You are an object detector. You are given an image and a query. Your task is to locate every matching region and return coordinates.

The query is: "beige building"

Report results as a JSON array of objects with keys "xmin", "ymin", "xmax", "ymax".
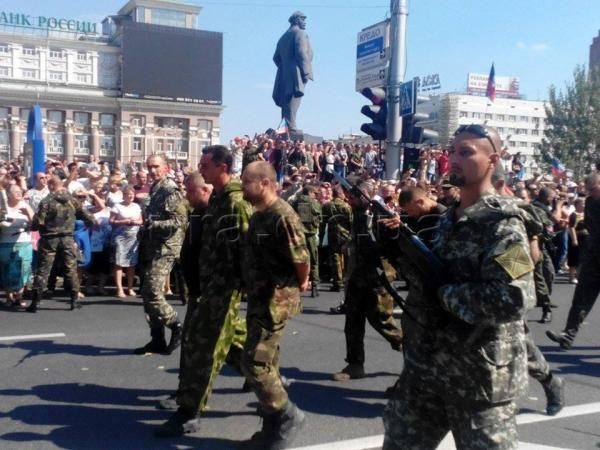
[{"xmin": 0, "ymin": 0, "xmax": 223, "ymax": 168}]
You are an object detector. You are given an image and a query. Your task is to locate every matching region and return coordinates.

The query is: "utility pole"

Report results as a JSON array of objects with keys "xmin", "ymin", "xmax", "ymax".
[{"xmin": 385, "ymin": 0, "xmax": 407, "ymax": 179}]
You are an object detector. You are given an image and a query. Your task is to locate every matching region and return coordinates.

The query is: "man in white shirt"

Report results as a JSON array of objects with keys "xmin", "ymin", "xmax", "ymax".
[{"xmin": 25, "ymin": 172, "xmax": 49, "ymax": 212}]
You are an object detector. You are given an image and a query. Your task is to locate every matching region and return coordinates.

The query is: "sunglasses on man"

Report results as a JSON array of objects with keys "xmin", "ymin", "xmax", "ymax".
[{"xmin": 454, "ymin": 124, "xmax": 498, "ymax": 154}]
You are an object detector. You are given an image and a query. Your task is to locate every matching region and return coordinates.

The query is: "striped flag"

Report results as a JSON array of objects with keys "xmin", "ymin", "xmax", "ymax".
[
  {"xmin": 486, "ymin": 63, "xmax": 496, "ymax": 102},
  {"xmin": 551, "ymin": 158, "xmax": 566, "ymax": 177}
]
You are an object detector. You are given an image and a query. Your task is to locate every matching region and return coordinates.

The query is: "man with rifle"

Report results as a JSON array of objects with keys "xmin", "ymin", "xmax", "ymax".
[{"xmin": 381, "ymin": 125, "xmax": 537, "ymax": 449}]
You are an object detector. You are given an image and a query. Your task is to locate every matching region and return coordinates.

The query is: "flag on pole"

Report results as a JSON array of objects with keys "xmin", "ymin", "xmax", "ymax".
[
  {"xmin": 551, "ymin": 157, "xmax": 566, "ymax": 177},
  {"xmin": 486, "ymin": 63, "xmax": 496, "ymax": 102}
]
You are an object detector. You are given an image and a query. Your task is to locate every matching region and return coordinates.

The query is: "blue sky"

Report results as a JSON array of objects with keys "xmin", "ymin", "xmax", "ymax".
[{"xmin": 4, "ymin": 0, "xmax": 600, "ymax": 143}]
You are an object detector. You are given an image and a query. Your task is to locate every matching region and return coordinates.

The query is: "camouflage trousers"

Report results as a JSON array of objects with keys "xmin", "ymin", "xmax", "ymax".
[
  {"xmin": 524, "ymin": 325, "xmax": 550, "ymax": 381},
  {"xmin": 241, "ymin": 315, "xmax": 288, "ymax": 414},
  {"xmin": 140, "ymin": 254, "xmax": 178, "ymax": 328},
  {"xmin": 305, "ymin": 233, "xmax": 320, "ymax": 284},
  {"xmin": 34, "ymin": 236, "xmax": 80, "ymax": 296},
  {"xmin": 329, "ymin": 245, "xmax": 345, "ymax": 287},
  {"xmin": 177, "ymin": 290, "xmax": 246, "ymax": 416},
  {"xmin": 344, "ymin": 276, "xmax": 403, "ymax": 365},
  {"xmin": 383, "ymin": 372, "xmax": 518, "ymax": 450}
]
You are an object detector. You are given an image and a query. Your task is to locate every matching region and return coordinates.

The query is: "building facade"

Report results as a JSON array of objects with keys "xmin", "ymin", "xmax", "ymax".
[
  {"xmin": 419, "ymin": 93, "xmax": 547, "ymax": 171},
  {"xmin": 0, "ymin": 0, "xmax": 223, "ymax": 168},
  {"xmin": 590, "ymin": 30, "xmax": 600, "ymax": 73}
]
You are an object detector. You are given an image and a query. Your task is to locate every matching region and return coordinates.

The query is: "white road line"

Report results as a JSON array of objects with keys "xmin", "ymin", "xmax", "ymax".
[
  {"xmin": 290, "ymin": 401, "xmax": 600, "ymax": 450},
  {"xmin": 0, "ymin": 333, "xmax": 66, "ymax": 342}
]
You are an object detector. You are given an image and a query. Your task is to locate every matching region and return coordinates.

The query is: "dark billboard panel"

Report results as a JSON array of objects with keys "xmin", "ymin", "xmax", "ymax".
[{"xmin": 121, "ymin": 22, "xmax": 222, "ymax": 105}]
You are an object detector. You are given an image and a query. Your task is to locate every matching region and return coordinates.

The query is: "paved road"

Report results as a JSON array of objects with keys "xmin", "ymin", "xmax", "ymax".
[{"xmin": 0, "ymin": 277, "xmax": 598, "ymax": 450}]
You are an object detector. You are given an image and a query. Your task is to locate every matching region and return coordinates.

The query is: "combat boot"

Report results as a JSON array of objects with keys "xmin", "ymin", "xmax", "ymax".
[
  {"xmin": 25, "ymin": 291, "xmax": 41, "ymax": 313},
  {"xmin": 157, "ymin": 393, "xmax": 178, "ymax": 411},
  {"xmin": 155, "ymin": 411, "xmax": 200, "ymax": 437},
  {"xmin": 329, "ymin": 301, "xmax": 346, "ymax": 314},
  {"xmin": 164, "ymin": 321, "xmax": 183, "ymax": 355},
  {"xmin": 332, "ymin": 364, "xmax": 366, "ymax": 381},
  {"xmin": 70, "ymin": 292, "xmax": 82, "ymax": 310},
  {"xmin": 546, "ymin": 330, "xmax": 575, "ymax": 350},
  {"xmin": 134, "ymin": 327, "xmax": 167, "ymax": 354},
  {"xmin": 540, "ymin": 304, "xmax": 552, "ymax": 323},
  {"xmin": 311, "ymin": 284, "xmax": 319, "ymax": 298},
  {"xmin": 244, "ymin": 401, "xmax": 306, "ymax": 450},
  {"xmin": 541, "ymin": 374, "xmax": 565, "ymax": 416}
]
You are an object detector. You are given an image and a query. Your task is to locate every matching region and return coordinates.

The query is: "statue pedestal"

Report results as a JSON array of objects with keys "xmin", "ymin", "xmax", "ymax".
[{"xmin": 289, "ymin": 129, "xmax": 304, "ymax": 141}]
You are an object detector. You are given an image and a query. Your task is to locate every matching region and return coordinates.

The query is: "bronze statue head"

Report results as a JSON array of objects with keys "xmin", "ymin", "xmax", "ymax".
[{"xmin": 289, "ymin": 11, "xmax": 307, "ymax": 29}]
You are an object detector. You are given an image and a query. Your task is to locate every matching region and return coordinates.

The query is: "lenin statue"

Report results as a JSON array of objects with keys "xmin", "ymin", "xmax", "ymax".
[{"xmin": 272, "ymin": 11, "xmax": 314, "ymax": 134}]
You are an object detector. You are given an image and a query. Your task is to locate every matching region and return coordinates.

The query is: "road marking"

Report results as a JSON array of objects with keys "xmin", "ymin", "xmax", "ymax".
[
  {"xmin": 290, "ymin": 402, "xmax": 600, "ymax": 450},
  {"xmin": 0, "ymin": 333, "xmax": 66, "ymax": 342}
]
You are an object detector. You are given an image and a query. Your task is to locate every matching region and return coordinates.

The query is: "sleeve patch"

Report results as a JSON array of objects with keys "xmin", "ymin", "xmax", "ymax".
[{"xmin": 494, "ymin": 244, "xmax": 535, "ymax": 280}]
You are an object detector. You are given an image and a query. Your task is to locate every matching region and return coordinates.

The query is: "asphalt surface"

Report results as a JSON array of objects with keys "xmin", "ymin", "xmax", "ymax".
[{"xmin": 0, "ymin": 276, "xmax": 599, "ymax": 450}]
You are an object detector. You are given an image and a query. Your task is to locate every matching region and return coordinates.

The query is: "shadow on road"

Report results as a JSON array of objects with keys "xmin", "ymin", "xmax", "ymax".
[
  {"xmin": 0, "ymin": 384, "xmax": 242, "ymax": 450},
  {"xmin": 0, "ymin": 340, "xmax": 132, "ymax": 364},
  {"xmin": 538, "ymin": 345, "xmax": 600, "ymax": 377}
]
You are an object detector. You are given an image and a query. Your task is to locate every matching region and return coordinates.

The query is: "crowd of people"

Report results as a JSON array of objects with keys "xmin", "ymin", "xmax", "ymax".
[{"xmin": 1, "ymin": 125, "xmax": 599, "ymax": 449}]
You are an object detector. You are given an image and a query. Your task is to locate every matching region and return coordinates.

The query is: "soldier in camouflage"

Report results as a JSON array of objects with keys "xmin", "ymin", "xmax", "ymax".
[
  {"xmin": 333, "ymin": 179, "xmax": 403, "ymax": 382},
  {"xmin": 240, "ymin": 161, "xmax": 310, "ymax": 450},
  {"xmin": 134, "ymin": 155, "xmax": 186, "ymax": 356},
  {"xmin": 383, "ymin": 125, "xmax": 536, "ymax": 449},
  {"xmin": 156, "ymin": 146, "xmax": 252, "ymax": 437},
  {"xmin": 27, "ymin": 176, "xmax": 96, "ymax": 312},
  {"xmin": 321, "ymin": 185, "xmax": 352, "ymax": 292},
  {"xmin": 290, "ymin": 184, "xmax": 322, "ymax": 297}
]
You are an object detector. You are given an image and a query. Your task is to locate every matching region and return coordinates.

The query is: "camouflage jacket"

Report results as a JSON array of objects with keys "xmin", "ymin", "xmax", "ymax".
[
  {"xmin": 405, "ymin": 192, "xmax": 537, "ymax": 406},
  {"xmin": 197, "ymin": 179, "xmax": 252, "ymax": 298},
  {"xmin": 141, "ymin": 177, "xmax": 188, "ymax": 258},
  {"xmin": 322, "ymin": 198, "xmax": 352, "ymax": 247},
  {"xmin": 290, "ymin": 193, "xmax": 321, "ymax": 235},
  {"xmin": 32, "ymin": 190, "xmax": 95, "ymax": 237},
  {"xmin": 244, "ymin": 198, "xmax": 309, "ymax": 324}
]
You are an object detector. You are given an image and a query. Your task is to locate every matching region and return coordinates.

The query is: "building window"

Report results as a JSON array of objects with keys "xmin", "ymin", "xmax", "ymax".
[
  {"xmin": 531, "ymin": 129, "xmax": 539, "ymax": 136},
  {"xmin": 130, "ymin": 115, "xmax": 145, "ymax": 127},
  {"xmin": 197, "ymin": 119, "xmax": 212, "ymax": 131},
  {"xmin": 496, "ymin": 127, "xmax": 505, "ymax": 134},
  {"xmin": 484, "ymin": 113, "xmax": 493, "ymax": 120},
  {"xmin": 151, "ymin": 8, "xmax": 187, "ymax": 28},
  {"xmin": 155, "ymin": 117, "xmax": 183, "ymax": 128},
  {"xmin": 48, "ymin": 71, "xmax": 65, "ymax": 82},
  {"xmin": 0, "ymin": 129, "xmax": 8, "ymax": 150},
  {"xmin": 101, "ymin": 136, "xmax": 116, "ymax": 156},
  {"xmin": 471, "ymin": 112, "xmax": 481, "ymax": 119},
  {"xmin": 515, "ymin": 129, "xmax": 528, "ymax": 135},
  {"xmin": 22, "ymin": 47, "xmax": 37, "ymax": 56},
  {"xmin": 100, "ymin": 113, "xmax": 115, "ymax": 127},
  {"xmin": 47, "ymin": 110, "xmax": 65, "ymax": 124},
  {"xmin": 532, "ymin": 117, "xmax": 541, "ymax": 124},
  {"xmin": 496, "ymin": 114, "xmax": 505, "ymax": 121},
  {"xmin": 508, "ymin": 128, "xmax": 516, "ymax": 134},
  {"xmin": 20, "ymin": 108, "xmax": 31, "ymax": 121},
  {"xmin": 459, "ymin": 111, "xmax": 469, "ymax": 118},
  {"xmin": 133, "ymin": 137, "xmax": 143, "ymax": 152},
  {"xmin": 76, "ymin": 73, "xmax": 90, "ymax": 83},
  {"xmin": 0, "ymin": 107, "xmax": 9, "ymax": 120},
  {"xmin": 74, "ymin": 112, "xmax": 91, "ymax": 125},
  {"xmin": 508, "ymin": 141, "xmax": 515, "ymax": 147},
  {"xmin": 0, "ymin": 67, "xmax": 11, "ymax": 77},
  {"xmin": 136, "ymin": 6, "xmax": 146, "ymax": 22},
  {"xmin": 0, "ymin": 45, "xmax": 9, "ymax": 54},
  {"xmin": 48, "ymin": 133, "xmax": 64, "ymax": 153},
  {"xmin": 74, "ymin": 134, "xmax": 90, "ymax": 154},
  {"xmin": 77, "ymin": 52, "xmax": 88, "ymax": 61},
  {"xmin": 520, "ymin": 116, "xmax": 529, "ymax": 122},
  {"xmin": 508, "ymin": 115, "xmax": 516, "ymax": 121},
  {"xmin": 156, "ymin": 140, "xmax": 163, "ymax": 152},
  {"xmin": 49, "ymin": 49, "xmax": 64, "ymax": 59},
  {"xmin": 22, "ymin": 69, "xmax": 36, "ymax": 79}
]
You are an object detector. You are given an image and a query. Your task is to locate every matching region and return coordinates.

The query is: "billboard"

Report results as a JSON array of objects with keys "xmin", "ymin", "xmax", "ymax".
[
  {"xmin": 467, "ymin": 72, "xmax": 520, "ymax": 99},
  {"xmin": 121, "ymin": 22, "xmax": 222, "ymax": 105}
]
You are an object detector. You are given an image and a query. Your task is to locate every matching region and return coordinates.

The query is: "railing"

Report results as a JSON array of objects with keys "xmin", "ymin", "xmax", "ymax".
[
  {"xmin": 99, "ymin": 148, "xmax": 115, "ymax": 157},
  {"xmin": 47, "ymin": 146, "xmax": 63, "ymax": 154}
]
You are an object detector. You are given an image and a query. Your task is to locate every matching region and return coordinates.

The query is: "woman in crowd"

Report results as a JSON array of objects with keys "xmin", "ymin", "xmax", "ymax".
[
  {"xmin": 110, "ymin": 186, "xmax": 142, "ymax": 298},
  {"xmin": 0, "ymin": 185, "xmax": 34, "ymax": 307},
  {"xmin": 85, "ymin": 182, "xmax": 112, "ymax": 296}
]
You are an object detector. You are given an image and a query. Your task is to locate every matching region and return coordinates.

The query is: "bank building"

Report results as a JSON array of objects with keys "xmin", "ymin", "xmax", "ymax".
[{"xmin": 0, "ymin": 0, "xmax": 223, "ymax": 168}]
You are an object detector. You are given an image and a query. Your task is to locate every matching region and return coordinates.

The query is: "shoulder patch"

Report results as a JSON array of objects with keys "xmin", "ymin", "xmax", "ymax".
[{"xmin": 494, "ymin": 244, "xmax": 535, "ymax": 279}]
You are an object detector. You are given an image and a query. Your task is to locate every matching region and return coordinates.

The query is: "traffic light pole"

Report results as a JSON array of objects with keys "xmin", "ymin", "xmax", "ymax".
[{"xmin": 385, "ymin": 0, "xmax": 407, "ymax": 179}]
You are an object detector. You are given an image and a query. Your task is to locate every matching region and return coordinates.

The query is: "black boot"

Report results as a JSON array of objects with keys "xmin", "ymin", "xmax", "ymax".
[
  {"xmin": 329, "ymin": 301, "xmax": 346, "ymax": 314},
  {"xmin": 70, "ymin": 292, "xmax": 82, "ymax": 311},
  {"xmin": 546, "ymin": 330, "xmax": 574, "ymax": 350},
  {"xmin": 155, "ymin": 411, "xmax": 200, "ymax": 437},
  {"xmin": 134, "ymin": 327, "xmax": 167, "ymax": 354},
  {"xmin": 157, "ymin": 392, "xmax": 178, "ymax": 410},
  {"xmin": 541, "ymin": 374, "xmax": 565, "ymax": 415},
  {"xmin": 26, "ymin": 291, "xmax": 40, "ymax": 313},
  {"xmin": 164, "ymin": 321, "xmax": 183, "ymax": 355},
  {"xmin": 540, "ymin": 304, "xmax": 552, "ymax": 323},
  {"xmin": 244, "ymin": 401, "xmax": 306, "ymax": 450}
]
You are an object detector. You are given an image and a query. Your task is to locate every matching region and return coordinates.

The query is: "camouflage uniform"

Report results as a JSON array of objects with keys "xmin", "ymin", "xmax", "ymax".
[
  {"xmin": 31, "ymin": 191, "xmax": 95, "ymax": 300},
  {"xmin": 343, "ymin": 205, "xmax": 403, "ymax": 367},
  {"xmin": 241, "ymin": 198, "xmax": 309, "ymax": 413},
  {"xmin": 322, "ymin": 198, "xmax": 352, "ymax": 288},
  {"xmin": 291, "ymin": 193, "xmax": 322, "ymax": 285},
  {"xmin": 139, "ymin": 177, "xmax": 188, "ymax": 329},
  {"xmin": 176, "ymin": 180, "xmax": 251, "ymax": 417},
  {"xmin": 383, "ymin": 193, "xmax": 536, "ymax": 450}
]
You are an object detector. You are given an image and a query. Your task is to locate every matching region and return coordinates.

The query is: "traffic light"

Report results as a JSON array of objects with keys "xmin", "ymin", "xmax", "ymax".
[
  {"xmin": 360, "ymin": 87, "xmax": 387, "ymax": 141},
  {"xmin": 401, "ymin": 96, "xmax": 439, "ymax": 146}
]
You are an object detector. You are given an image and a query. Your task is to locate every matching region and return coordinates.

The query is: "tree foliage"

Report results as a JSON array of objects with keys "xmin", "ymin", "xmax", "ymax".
[{"xmin": 541, "ymin": 65, "xmax": 600, "ymax": 179}]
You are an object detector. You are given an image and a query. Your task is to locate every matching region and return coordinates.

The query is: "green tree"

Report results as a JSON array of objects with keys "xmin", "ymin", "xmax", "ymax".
[{"xmin": 541, "ymin": 65, "xmax": 600, "ymax": 179}]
